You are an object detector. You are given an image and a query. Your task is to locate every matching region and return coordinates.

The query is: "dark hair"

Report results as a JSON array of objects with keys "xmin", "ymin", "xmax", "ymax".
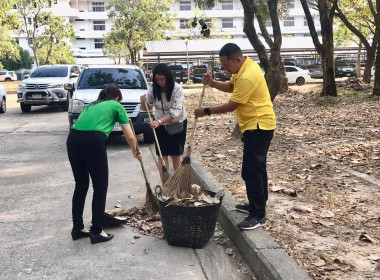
[
  {"xmin": 152, "ymin": 63, "xmax": 175, "ymax": 102},
  {"xmin": 87, "ymin": 84, "xmax": 122, "ymax": 108},
  {"xmin": 219, "ymin": 43, "xmax": 243, "ymax": 60}
]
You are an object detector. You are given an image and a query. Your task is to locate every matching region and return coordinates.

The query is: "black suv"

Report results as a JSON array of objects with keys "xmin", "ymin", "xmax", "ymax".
[{"xmin": 168, "ymin": 64, "xmax": 188, "ymax": 84}]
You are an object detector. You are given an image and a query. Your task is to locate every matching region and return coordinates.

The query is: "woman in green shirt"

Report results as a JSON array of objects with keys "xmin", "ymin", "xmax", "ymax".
[{"xmin": 67, "ymin": 85, "xmax": 142, "ymax": 244}]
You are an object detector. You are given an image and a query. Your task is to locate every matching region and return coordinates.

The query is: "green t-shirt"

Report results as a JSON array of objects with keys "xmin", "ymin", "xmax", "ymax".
[{"xmin": 72, "ymin": 100, "xmax": 129, "ymax": 137}]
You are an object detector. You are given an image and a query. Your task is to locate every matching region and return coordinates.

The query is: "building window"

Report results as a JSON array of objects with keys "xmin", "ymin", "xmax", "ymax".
[
  {"xmin": 222, "ymin": 0, "xmax": 233, "ymax": 10},
  {"xmin": 93, "ymin": 21, "xmax": 105, "ymax": 31},
  {"xmin": 266, "ymin": 20, "xmax": 272, "ymax": 27},
  {"xmin": 222, "ymin": 18, "xmax": 233, "ymax": 28},
  {"xmin": 284, "ymin": 17, "xmax": 294, "ymax": 26},
  {"xmin": 304, "ymin": 17, "xmax": 308, "ymax": 26},
  {"xmin": 76, "ymin": 38, "xmax": 85, "ymax": 40},
  {"xmin": 79, "ymin": 47, "xmax": 86, "ymax": 50},
  {"xmin": 28, "ymin": 18, "xmax": 32, "ymax": 25},
  {"xmin": 180, "ymin": 19, "xmax": 189, "ymax": 29},
  {"xmin": 92, "ymin": 2, "xmax": 105, "ymax": 12},
  {"xmin": 75, "ymin": 19, "xmax": 85, "ymax": 21},
  {"xmin": 289, "ymin": 0, "xmax": 294, "ymax": 8},
  {"xmin": 180, "ymin": 1, "xmax": 191, "ymax": 11},
  {"xmin": 205, "ymin": 19, "xmax": 212, "ymax": 28},
  {"xmin": 94, "ymin": 39, "xmax": 104, "ymax": 49}
]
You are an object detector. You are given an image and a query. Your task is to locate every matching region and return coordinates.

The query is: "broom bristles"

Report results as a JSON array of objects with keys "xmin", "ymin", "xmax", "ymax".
[{"xmin": 163, "ymin": 157, "xmax": 192, "ymax": 197}]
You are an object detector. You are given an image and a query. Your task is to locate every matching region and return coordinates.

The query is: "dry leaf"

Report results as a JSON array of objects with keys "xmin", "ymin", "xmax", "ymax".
[
  {"xmin": 319, "ymin": 221, "xmax": 334, "ymax": 227},
  {"xmin": 293, "ymin": 205, "xmax": 313, "ymax": 213},
  {"xmin": 320, "ymin": 210, "xmax": 334, "ymax": 218},
  {"xmin": 359, "ymin": 234, "xmax": 375, "ymax": 244}
]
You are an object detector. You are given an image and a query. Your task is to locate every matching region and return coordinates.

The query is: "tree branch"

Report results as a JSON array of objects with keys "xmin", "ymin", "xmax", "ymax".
[{"xmin": 300, "ymin": 0, "xmax": 322, "ymax": 54}]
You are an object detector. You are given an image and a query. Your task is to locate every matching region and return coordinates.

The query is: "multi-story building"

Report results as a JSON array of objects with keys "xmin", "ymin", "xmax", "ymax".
[
  {"xmin": 168, "ymin": 0, "xmax": 320, "ymax": 39},
  {"xmin": 12, "ymin": 0, "xmax": 321, "ymax": 65}
]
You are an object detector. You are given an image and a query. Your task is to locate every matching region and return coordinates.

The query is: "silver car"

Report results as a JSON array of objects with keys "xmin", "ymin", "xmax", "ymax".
[
  {"xmin": 17, "ymin": 65, "xmax": 80, "ymax": 113},
  {"xmin": 0, "ymin": 70, "xmax": 17, "ymax": 82}
]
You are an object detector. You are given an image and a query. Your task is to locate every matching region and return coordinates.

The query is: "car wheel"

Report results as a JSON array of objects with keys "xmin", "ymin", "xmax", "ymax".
[
  {"xmin": 5, "ymin": 78, "xmax": 11, "ymax": 82},
  {"xmin": 61, "ymin": 98, "xmax": 69, "ymax": 111},
  {"xmin": 0, "ymin": 97, "xmax": 6, "ymax": 113},
  {"xmin": 143, "ymin": 131, "xmax": 155, "ymax": 144},
  {"xmin": 20, "ymin": 102, "xmax": 31, "ymax": 113},
  {"xmin": 296, "ymin": 77, "xmax": 305, "ymax": 86}
]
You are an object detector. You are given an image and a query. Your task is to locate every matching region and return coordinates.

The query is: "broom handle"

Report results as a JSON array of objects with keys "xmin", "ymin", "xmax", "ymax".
[
  {"xmin": 144, "ymin": 102, "xmax": 166, "ymax": 168},
  {"xmin": 129, "ymin": 122, "xmax": 149, "ymax": 184},
  {"xmin": 186, "ymin": 83, "xmax": 206, "ymax": 157}
]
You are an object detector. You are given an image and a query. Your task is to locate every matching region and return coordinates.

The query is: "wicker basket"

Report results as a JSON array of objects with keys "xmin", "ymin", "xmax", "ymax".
[{"xmin": 158, "ymin": 190, "xmax": 223, "ymax": 249}]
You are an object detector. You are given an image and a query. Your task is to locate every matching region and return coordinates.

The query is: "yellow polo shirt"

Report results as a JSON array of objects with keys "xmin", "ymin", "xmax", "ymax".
[{"xmin": 230, "ymin": 57, "xmax": 276, "ymax": 133}]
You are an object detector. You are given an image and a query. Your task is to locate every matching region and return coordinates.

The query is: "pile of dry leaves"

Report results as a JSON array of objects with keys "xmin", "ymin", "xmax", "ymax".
[{"xmin": 182, "ymin": 82, "xmax": 380, "ymax": 280}]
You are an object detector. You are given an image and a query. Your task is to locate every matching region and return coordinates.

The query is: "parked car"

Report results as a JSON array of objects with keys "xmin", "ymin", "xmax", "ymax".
[
  {"xmin": 17, "ymin": 65, "xmax": 81, "ymax": 113},
  {"xmin": 0, "ymin": 85, "xmax": 6, "ymax": 113},
  {"xmin": 167, "ymin": 64, "xmax": 188, "ymax": 84},
  {"xmin": 0, "ymin": 70, "xmax": 17, "ymax": 82},
  {"xmin": 308, "ymin": 64, "xmax": 323, "ymax": 79},
  {"xmin": 191, "ymin": 65, "xmax": 208, "ymax": 83},
  {"xmin": 285, "ymin": 66, "xmax": 311, "ymax": 85},
  {"xmin": 360, "ymin": 64, "xmax": 375, "ymax": 76},
  {"xmin": 218, "ymin": 66, "xmax": 232, "ymax": 81},
  {"xmin": 335, "ymin": 61, "xmax": 356, "ymax": 77},
  {"xmin": 66, "ymin": 65, "xmax": 154, "ymax": 143}
]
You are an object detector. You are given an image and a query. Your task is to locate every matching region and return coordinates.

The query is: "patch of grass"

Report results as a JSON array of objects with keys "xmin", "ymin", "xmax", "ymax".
[
  {"xmin": 315, "ymin": 96, "xmax": 340, "ymax": 107},
  {"xmin": 338, "ymin": 89, "xmax": 363, "ymax": 101},
  {"xmin": 345, "ymin": 121, "xmax": 358, "ymax": 127}
]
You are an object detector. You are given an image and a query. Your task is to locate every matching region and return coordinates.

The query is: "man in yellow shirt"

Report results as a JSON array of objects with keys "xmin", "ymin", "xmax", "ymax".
[{"xmin": 194, "ymin": 43, "xmax": 276, "ymax": 230}]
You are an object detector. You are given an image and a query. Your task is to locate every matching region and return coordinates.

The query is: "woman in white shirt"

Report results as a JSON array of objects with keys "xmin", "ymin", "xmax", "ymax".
[{"xmin": 140, "ymin": 64, "xmax": 187, "ymax": 183}]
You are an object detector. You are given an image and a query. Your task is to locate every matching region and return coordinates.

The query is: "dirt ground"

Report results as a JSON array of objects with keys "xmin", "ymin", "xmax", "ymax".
[{"xmin": 182, "ymin": 81, "xmax": 380, "ymax": 280}]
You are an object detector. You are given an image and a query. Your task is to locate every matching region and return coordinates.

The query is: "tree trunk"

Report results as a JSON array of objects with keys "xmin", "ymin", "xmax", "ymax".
[
  {"xmin": 363, "ymin": 43, "xmax": 376, "ymax": 84},
  {"xmin": 374, "ymin": 33, "xmax": 380, "ymax": 95},
  {"xmin": 319, "ymin": 0, "xmax": 337, "ymax": 96},
  {"xmin": 356, "ymin": 42, "xmax": 362, "ymax": 78},
  {"xmin": 241, "ymin": 0, "xmax": 287, "ymax": 101},
  {"xmin": 32, "ymin": 47, "xmax": 39, "ymax": 67}
]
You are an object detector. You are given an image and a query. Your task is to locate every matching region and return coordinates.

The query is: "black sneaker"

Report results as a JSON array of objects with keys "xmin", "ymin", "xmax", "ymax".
[
  {"xmin": 236, "ymin": 215, "xmax": 266, "ymax": 230},
  {"xmin": 235, "ymin": 203, "xmax": 250, "ymax": 214}
]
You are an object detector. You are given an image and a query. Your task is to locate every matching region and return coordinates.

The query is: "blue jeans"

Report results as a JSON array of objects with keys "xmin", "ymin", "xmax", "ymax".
[{"xmin": 241, "ymin": 128, "xmax": 274, "ymax": 219}]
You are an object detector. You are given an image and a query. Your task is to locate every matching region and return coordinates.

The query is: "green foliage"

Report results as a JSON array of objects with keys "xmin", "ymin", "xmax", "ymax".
[
  {"xmin": 106, "ymin": 0, "xmax": 175, "ymax": 64},
  {"xmin": 334, "ymin": 0, "xmax": 374, "ymax": 47},
  {"xmin": 34, "ymin": 14, "xmax": 75, "ymax": 65},
  {"xmin": 14, "ymin": 0, "xmax": 75, "ymax": 66},
  {"xmin": 0, "ymin": 0, "xmax": 20, "ymax": 68},
  {"xmin": 0, "ymin": 46, "xmax": 33, "ymax": 70}
]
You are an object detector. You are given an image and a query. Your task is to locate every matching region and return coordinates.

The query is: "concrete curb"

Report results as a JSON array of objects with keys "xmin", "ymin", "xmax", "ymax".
[{"xmin": 190, "ymin": 154, "xmax": 311, "ymax": 280}]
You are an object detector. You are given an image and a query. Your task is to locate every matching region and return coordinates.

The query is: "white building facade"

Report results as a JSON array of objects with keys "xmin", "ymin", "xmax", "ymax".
[{"xmin": 13, "ymin": 0, "xmax": 321, "ymax": 65}]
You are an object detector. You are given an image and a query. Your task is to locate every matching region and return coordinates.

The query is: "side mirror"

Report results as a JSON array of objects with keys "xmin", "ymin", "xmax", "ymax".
[
  {"xmin": 70, "ymin": 73, "xmax": 78, "ymax": 78},
  {"xmin": 64, "ymin": 83, "xmax": 74, "ymax": 90},
  {"xmin": 24, "ymin": 74, "xmax": 30, "ymax": 79}
]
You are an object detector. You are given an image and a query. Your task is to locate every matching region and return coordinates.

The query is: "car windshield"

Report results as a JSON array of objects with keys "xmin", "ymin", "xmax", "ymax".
[
  {"xmin": 31, "ymin": 67, "xmax": 68, "ymax": 78},
  {"xmin": 77, "ymin": 68, "xmax": 147, "ymax": 90}
]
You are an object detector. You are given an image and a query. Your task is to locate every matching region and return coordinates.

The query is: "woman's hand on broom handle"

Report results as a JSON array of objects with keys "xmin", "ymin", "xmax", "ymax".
[{"xmin": 133, "ymin": 150, "xmax": 143, "ymax": 161}]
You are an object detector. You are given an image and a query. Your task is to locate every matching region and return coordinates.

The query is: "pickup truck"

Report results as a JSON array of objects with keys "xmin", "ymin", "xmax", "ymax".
[
  {"xmin": 191, "ymin": 65, "xmax": 208, "ymax": 83},
  {"xmin": 168, "ymin": 64, "xmax": 188, "ymax": 84}
]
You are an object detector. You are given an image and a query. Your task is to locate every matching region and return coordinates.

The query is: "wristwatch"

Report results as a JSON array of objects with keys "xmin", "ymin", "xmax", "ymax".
[
  {"xmin": 204, "ymin": 107, "xmax": 211, "ymax": 116},
  {"xmin": 158, "ymin": 119, "xmax": 162, "ymax": 126}
]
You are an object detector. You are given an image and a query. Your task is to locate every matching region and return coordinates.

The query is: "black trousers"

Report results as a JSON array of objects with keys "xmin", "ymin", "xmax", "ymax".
[
  {"xmin": 66, "ymin": 130, "xmax": 108, "ymax": 235},
  {"xmin": 241, "ymin": 128, "xmax": 274, "ymax": 219}
]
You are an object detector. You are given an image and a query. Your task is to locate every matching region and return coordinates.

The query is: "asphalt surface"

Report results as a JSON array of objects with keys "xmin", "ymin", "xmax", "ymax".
[{"xmin": 0, "ymin": 95, "xmax": 254, "ymax": 280}]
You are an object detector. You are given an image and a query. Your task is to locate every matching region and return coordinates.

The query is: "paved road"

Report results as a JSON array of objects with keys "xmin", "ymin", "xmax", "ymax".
[{"xmin": 0, "ymin": 95, "xmax": 253, "ymax": 280}]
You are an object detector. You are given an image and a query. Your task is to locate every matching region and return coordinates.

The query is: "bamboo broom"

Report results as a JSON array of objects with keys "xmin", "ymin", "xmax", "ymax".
[
  {"xmin": 163, "ymin": 83, "xmax": 207, "ymax": 197},
  {"xmin": 144, "ymin": 102, "xmax": 171, "ymax": 184},
  {"xmin": 129, "ymin": 121, "xmax": 159, "ymax": 216}
]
